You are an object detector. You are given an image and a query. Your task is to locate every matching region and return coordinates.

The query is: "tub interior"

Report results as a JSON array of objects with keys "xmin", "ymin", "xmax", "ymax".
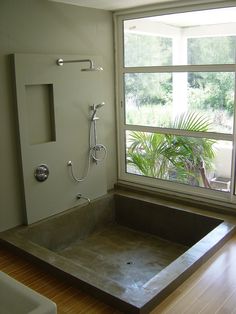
[
  {"xmin": 0, "ymin": 192, "xmax": 235, "ymax": 314},
  {"xmin": 53, "ymin": 223, "xmax": 188, "ymax": 289}
]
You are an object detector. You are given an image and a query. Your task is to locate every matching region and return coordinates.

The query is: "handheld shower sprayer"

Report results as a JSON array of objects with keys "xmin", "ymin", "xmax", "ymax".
[
  {"xmin": 95, "ymin": 103, "xmax": 105, "ymax": 109},
  {"xmin": 91, "ymin": 102, "xmax": 105, "ymax": 121}
]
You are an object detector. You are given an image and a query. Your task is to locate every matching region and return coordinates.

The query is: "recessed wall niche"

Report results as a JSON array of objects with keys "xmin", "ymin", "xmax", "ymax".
[{"xmin": 25, "ymin": 83, "xmax": 56, "ymax": 145}]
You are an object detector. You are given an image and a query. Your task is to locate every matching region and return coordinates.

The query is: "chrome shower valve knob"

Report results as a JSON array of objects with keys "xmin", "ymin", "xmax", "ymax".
[{"xmin": 34, "ymin": 164, "xmax": 49, "ymax": 182}]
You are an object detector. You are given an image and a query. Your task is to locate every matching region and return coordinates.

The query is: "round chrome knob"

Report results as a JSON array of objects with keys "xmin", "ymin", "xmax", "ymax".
[{"xmin": 34, "ymin": 164, "xmax": 49, "ymax": 182}]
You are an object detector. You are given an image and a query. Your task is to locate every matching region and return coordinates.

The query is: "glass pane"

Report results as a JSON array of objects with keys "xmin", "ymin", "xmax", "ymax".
[
  {"xmin": 125, "ymin": 72, "xmax": 173, "ymax": 127},
  {"xmin": 124, "ymin": 26, "xmax": 172, "ymax": 67},
  {"xmin": 124, "ymin": 7, "xmax": 236, "ymax": 67},
  {"xmin": 126, "ymin": 131, "xmax": 232, "ymax": 192},
  {"xmin": 188, "ymin": 36, "xmax": 236, "ymax": 65},
  {"xmin": 125, "ymin": 72, "xmax": 234, "ymax": 133}
]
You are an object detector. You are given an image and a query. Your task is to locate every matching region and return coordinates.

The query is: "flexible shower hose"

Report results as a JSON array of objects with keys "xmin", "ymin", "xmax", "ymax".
[{"xmin": 68, "ymin": 120, "xmax": 107, "ymax": 182}]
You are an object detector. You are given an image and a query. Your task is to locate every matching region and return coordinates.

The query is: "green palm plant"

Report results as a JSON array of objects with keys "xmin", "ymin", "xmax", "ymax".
[{"xmin": 127, "ymin": 112, "xmax": 215, "ymax": 188}]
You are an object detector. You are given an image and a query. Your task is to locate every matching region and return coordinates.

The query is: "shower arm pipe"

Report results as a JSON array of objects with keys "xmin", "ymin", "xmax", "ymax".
[{"xmin": 57, "ymin": 58, "xmax": 94, "ymax": 67}]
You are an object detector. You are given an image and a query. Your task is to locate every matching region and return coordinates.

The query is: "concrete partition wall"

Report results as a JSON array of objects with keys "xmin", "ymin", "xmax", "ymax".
[
  {"xmin": 14, "ymin": 53, "xmax": 108, "ymax": 224},
  {"xmin": 0, "ymin": 0, "xmax": 116, "ymax": 229}
]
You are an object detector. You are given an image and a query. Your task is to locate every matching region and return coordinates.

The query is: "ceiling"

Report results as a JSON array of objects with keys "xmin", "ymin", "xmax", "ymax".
[
  {"xmin": 51, "ymin": 0, "xmax": 182, "ymax": 11},
  {"xmin": 149, "ymin": 7, "xmax": 236, "ymax": 27}
]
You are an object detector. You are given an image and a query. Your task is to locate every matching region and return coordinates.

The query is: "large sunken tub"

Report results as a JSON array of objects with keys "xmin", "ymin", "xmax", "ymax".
[{"xmin": 1, "ymin": 191, "xmax": 235, "ymax": 313}]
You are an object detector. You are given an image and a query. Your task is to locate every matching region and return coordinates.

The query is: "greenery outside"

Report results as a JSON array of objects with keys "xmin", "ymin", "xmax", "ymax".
[
  {"xmin": 124, "ymin": 34, "xmax": 236, "ymax": 134},
  {"xmin": 124, "ymin": 25, "xmax": 235, "ymax": 190},
  {"xmin": 127, "ymin": 112, "xmax": 216, "ymax": 188}
]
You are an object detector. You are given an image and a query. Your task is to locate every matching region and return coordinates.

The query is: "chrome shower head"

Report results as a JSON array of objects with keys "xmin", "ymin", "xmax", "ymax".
[{"xmin": 81, "ymin": 66, "xmax": 103, "ymax": 72}]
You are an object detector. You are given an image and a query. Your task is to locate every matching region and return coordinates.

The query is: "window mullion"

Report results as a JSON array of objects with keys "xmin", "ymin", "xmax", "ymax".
[
  {"xmin": 124, "ymin": 124, "xmax": 233, "ymax": 141},
  {"xmin": 123, "ymin": 64, "xmax": 236, "ymax": 73}
]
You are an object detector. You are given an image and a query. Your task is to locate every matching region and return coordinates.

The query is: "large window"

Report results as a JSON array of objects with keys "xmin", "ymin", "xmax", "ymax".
[{"xmin": 116, "ymin": 5, "xmax": 236, "ymax": 202}]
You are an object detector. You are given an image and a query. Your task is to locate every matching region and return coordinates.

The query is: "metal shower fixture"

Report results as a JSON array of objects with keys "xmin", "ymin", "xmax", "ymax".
[
  {"xmin": 76, "ymin": 193, "xmax": 91, "ymax": 204},
  {"xmin": 68, "ymin": 101, "xmax": 107, "ymax": 182},
  {"xmin": 56, "ymin": 58, "xmax": 103, "ymax": 71},
  {"xmin": 90, "ymin": 102, "xmax": 105, "ymax": 121}
]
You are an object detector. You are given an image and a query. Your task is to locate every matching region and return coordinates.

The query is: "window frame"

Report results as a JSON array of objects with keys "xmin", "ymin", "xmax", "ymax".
[{"xmin": 114, "ymin": 1, "xmax": 236, "ymax": 207}]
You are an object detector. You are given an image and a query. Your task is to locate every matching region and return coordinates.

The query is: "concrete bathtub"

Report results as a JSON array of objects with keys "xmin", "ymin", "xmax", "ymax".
[{"xmin": 1, "ymin": 191, "xmax": 235, "ymax": 313}]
